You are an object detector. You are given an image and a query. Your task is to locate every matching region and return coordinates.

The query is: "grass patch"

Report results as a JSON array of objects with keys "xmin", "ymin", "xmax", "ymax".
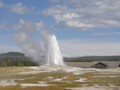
[
  {"xmin": 78, "ymin": 72, "xmax": 120, "ymax": 86},
  {"xmin": 0, "ymin": 67, "xmax": 120, "ymax": 90},
  {"xmin": 0, "ymin": 86, "xmax": 20, "ymax": 90}
]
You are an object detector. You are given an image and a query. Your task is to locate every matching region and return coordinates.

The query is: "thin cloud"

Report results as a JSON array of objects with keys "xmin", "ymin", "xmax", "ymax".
[
  {"xmin": 0, "ymin": 1, "xmax": 4, "ymax": 8},
  {"xmin": 10, "ymin": 2, "xmax": 29, "ymax": 14},
  {"xmin": 45, "ymin": 0, "xmax": 120, "ymax": 29},
  {"xmin": 0, "ymin": 1, "xmax": 30, "ymax": 14},
  {"xmin": 59, "ymin": 39, "xmax": 120, "ymax": 57},
  {"xmin": 92, "ymin": 32, "xmax": 120, "ymax": 36}
]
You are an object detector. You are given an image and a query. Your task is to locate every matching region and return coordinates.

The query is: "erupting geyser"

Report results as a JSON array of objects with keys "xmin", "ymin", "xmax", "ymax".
[
  {"xmin": 45, "ymin": 34, "xmax": 65, "ymax": 66},
  {"xmin": 15, "ymin": 20, "xmax": 65, "ymax": 66}
]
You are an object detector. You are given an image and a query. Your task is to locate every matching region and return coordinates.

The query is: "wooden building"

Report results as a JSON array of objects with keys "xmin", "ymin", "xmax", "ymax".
[{"xmin": 91, "ymin": 62, "xmax": 108, "ymax": 68}]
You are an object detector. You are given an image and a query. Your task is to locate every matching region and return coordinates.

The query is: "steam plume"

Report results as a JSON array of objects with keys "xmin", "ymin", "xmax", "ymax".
[
  {"xmin": 14, "ymin": 19, "xmax": 45, "ymax": 65},
  {"xmin": 14, "ymin": 19, "xmax": 64, "ymax": 66}
]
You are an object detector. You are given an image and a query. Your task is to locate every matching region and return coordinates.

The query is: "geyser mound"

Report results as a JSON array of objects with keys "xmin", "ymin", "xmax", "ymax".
[{"xmin": 45, "ymin": 34, "xmax": 65, "ymax": 66}]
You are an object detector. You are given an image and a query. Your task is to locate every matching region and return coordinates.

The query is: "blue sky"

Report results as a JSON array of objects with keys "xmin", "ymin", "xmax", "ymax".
[{"xmin": 0, "ymin": 0, "xmax": 120, "ymax": 56}]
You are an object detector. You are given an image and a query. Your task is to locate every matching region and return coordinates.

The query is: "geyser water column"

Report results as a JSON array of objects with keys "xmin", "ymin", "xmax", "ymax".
[{"xmin": 45, "ymin": 34, "xmax": 65, "ymax": 65}]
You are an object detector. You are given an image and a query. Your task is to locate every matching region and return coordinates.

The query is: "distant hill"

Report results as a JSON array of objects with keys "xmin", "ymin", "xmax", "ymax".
[
  {"xmin": 64, "ymin": 56, "xmax": 120, "ymax": 62},
  {"xmin": 0, "ymin": 52, "xmax": 25, "ymax": 57},
  {"xmin": 0, "ymin": 52, "xmax": 120, "ymax": 67},
  {"xmin": 0, "ymin": 52, "xmax": 38, "ymax": 66}
]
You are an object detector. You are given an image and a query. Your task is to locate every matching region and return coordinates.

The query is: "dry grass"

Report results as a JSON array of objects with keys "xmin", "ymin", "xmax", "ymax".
[
  {"xmin": 0, "ymin": 67, "xmax": 120, "ymax": 90},
  {"xmin": 0, "ymin": 86, "xmax": 20, "ymax": 90},
  {"xmin": 78, "ymin": 72, "xmax": 120, "ymax": 86},
  {"xmin": 0, "ymin": 67, "xmax": 31, "ymax": 72}
]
